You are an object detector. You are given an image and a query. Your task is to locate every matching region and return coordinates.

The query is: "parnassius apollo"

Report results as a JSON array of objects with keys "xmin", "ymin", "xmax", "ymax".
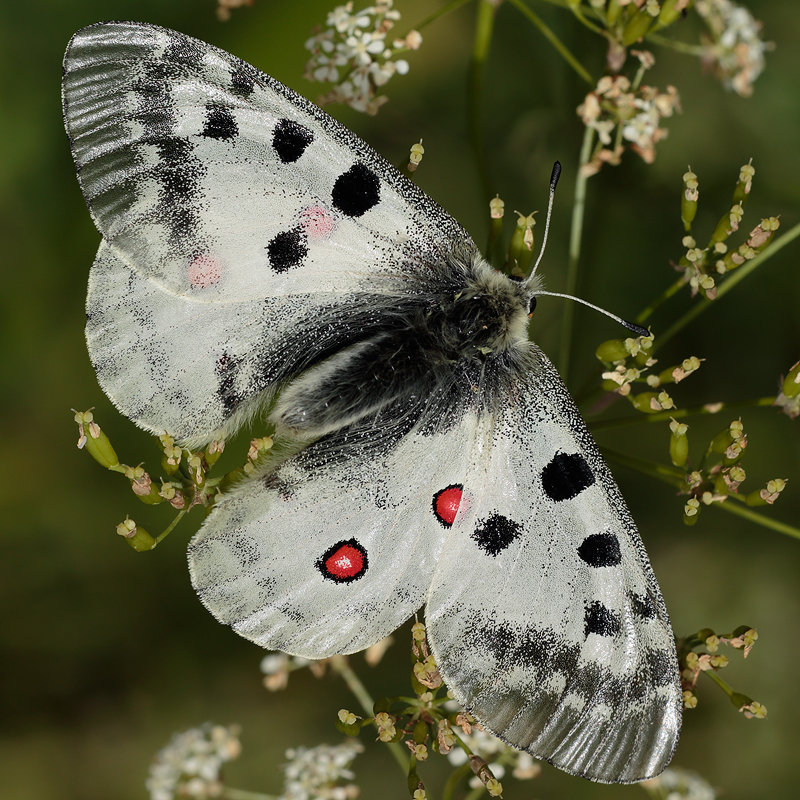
[{"xmin": 62, "ymin": 21, "xmax": 682, "ymax": 784}]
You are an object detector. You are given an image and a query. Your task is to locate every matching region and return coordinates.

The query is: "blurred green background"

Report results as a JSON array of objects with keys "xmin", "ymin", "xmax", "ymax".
[{"xmin": 1, "ymin": 0, "xmax": 798, "ymax": 798}]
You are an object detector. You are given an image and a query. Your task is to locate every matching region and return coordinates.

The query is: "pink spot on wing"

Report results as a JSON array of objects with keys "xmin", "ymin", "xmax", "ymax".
[
  {"xmin": 300, "ymin": 205, "xmax": 336, "ymax": 241},
  {"xmin": 188, "ymin": 255, "xmax": 222, "ymax": 288}
]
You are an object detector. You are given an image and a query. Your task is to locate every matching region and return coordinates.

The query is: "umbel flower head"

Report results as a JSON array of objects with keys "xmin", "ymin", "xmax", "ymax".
[
  {"xmin": 305, "ymin": 1, "xmax": 422, "ymax": 114},
  {"xmin": 280, "ymin": 741, "xmax": 364, "ymax": 800},
  {"xmin": 696, "ymin": 0, "xmax": 771, "ymax": 97},
  {"xmin": 577, "ymin": 53, "xmax": 680, "ymax": 175},
  {"xmin": 146, "ymin": 723, "xmax": 241, "ymax": 800}
]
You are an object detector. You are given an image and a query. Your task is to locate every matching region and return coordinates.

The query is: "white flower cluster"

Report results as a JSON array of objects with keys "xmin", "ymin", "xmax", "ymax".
[
  {"xmin": 305, "ymin": 1, "xmax": 422, "ymax": 115},
  {"xmin": 280, "ymin": 741, "xmax": 364, "ymax": 800},
  {"xmin": 642, "ymin": 766, "xmax": 716, "ymax": 800},
  {"xmin": 146, "ymin": 723, "xmax": 242, "ymax": 800},
  {"xmin": 696, "ymin": 0, "xmax": 769, "ymax": 97},
  {"xmin": 446, "ymin": 726, "xmax": 540, "ymax": 786},
  {"xmin": 577, "ymin": 68, "xmax": 680, "ymax": 175}
]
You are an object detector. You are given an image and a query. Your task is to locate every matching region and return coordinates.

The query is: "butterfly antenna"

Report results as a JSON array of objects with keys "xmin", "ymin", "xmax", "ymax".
[
  {"xmin": 533, "ymin": 290, "xmax": 650, "ymax": 337},
  {"xmin": 526, "ymin": 161, "xmax": 561, "ymax": 285}
]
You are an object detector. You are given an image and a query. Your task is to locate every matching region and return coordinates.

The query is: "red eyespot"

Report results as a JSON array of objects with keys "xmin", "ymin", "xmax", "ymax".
[
  {"xmin": 300, "ymin": 205, "xmax": 336, "ymax": 241},
  {"xmin": 317, "ymin": 539, "xmax": 368, "ymax": 583},
  {"xmin": 432, "ymin": 484, "xmax": 463, "ymax": 528},
  {"xmin": 187, "ymin": 254, "xmax": 222, "ymax": 288}
]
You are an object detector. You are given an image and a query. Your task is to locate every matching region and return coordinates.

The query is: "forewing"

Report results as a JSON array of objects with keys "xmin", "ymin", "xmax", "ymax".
[
  {"xmin": 426, "ymin": 347, "xmax": 681, "ymax": 783},
  {"xmin": 63, "ymin": 21, "xmax": 468, "ymax": 301},
  {"xmin": 188, "ymin": 391, "xmax": 480, "ymax": 658},
  {"xmin": 65, "ymin": 22, "xmax": 476, "ymax": 443}
]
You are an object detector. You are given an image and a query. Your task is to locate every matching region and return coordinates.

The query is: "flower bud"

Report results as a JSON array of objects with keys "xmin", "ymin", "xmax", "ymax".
[
  {"xmin": 408, "ymin": 141, "xmax": 424, "ymax": 173},
  {"xmin": 623, "ymin": 9, "xmax": 654, "ymax": 45},
  {"xmin": 658, "ymin": 0, "xmax": 687, "ymax": 27},
  {"xmin": 669, "ymin": 419, "xmax": 689, "ymax": 467},
  {"xmin": 413, "ymin": 719, "xmax": 428, "ymax": 744},
  {"xmin": 596, "ymin": 339, "xmax": 630, "ymax": 363},
  {"xmin": 74, "ymin": 410, "xmax": 120, "ymax": 468},
  {"xmin": 205, "ymin": 439, "xmax": 225, "ymax": 466},
  {"xmin": 710, "ymin": 428, "xmax": 734, "ymax": 454},
  {"xmin": 782, "ymin": 360, "xmax": 800, "ymax": 398},
  {"xmin": 744, "ymin": 489, "xmax": 767, "ymax": 506},
  {"xmin": 683, "ymin": 497, "xmax": 700, "ymax": 526},
  {"xmin": 732, "ymin": 161, "xmax": 755, "ymax": 206},
  {"xmin": 631, "ymin": 392, "xmax": 660, "ymax": 414},
  {"xmin": 487, "ymin": 196, "xmax": 504, "ymax": 266},
  {"xmin": 116, "ymin": 517, "xmax": 156, "ymax": 551},
  {"xmin": 508, "ymin": 212, "xmax": 536, "ymax": 276},
  {"xmin": 335, "ymin": 709, "xmax": 361, "ymax": 737},
  {"xmin": 681, "ymin": 170, "xmax": 698, "ymax": 229},
  {"xmin": 606, "ymin": 0, "xmax": 624, "ymax": 25}
]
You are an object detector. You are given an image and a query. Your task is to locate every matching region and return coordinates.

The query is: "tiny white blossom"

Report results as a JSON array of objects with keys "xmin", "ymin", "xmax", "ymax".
[
  {"xmin": 146, "ymin": 723, "xmax": 241, "ymax": 800},
  {"xmin": 305, "ymin": 0, "xmax": 419, "ymax": 114},
  {"xmin": 280, "ymin": 741, "xmax": 364, "ymax": 800},
  {"xmin": 642, "ymin": 766, "xmax": 716, "ymax": 799},
  {"xmin": 695, "ymin": 0, "xmax": 770, "ymax": 96}
]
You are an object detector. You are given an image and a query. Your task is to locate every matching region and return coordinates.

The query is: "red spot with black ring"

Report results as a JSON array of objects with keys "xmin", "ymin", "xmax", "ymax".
[
  {"xmin": 317, "ymin": 539, "xmax": 368, "ymax": 583},
  {"xmin": 432, "ymin": 484, "xmax": 464, "ymax": 528}
]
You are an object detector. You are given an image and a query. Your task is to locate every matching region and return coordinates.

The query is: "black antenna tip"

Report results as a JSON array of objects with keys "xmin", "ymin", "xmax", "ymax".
[
  {"xmin": 550, "ymin": 161, "xmax": 562, "ymax": 192},
  {"xmin": 623, "ymin": 320, "xmax": 650, "ymax": 338}
]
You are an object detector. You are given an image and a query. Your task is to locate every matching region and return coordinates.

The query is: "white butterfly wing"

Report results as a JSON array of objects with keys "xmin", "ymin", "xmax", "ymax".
[
  {"xmin": 188, "ymin": 393, "xmax": 480, "ymax": 657},
  {"xmin": 426, "ymin": 347, "xmax": 681, "ymax": 783},
  {"xmin": 64, "ymin": 22, "xmax": 474, "ymax": 443}
]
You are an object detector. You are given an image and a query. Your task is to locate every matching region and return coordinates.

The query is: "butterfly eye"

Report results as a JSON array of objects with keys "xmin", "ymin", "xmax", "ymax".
[{"xmin": 528, "ymin": 297, "xmax": 538, "ymax": 316}]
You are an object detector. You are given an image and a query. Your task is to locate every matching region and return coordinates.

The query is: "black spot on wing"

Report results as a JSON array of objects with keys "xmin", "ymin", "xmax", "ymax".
[
  {"xmin": 230, "ymin": 535, "xmax": 259, "ymax": 567},
  {"xmin": 471, "ymin": 513, "xmax": 522, "ymax": 557},
  {"xmin": 578, "ymin": 532, "xmax": 621, "ymax": 568},
  {"xmin": 132, "ymin": 63, "xmax": 206, "ymax": 252},
  {"xmin": 202, "ymin": 103, "xmax": 238, "ymax": 140},
  {"xmin": 164, "ymin": 34, "xmax": 201, "ymax": 67},
  {"xmin": 542, "ymin": 451, "xmax": 595, "ymax": 502},
  {"xmin": 584, "ymin": 601, "xmax": 621, "ymax": 638},
  {"xmin": 332, "ymin": 162, "xmax": 380, "ymax": 217},
  {"xmin": 647, "ymin": 647, "xmax": 678, "ymax": 686},
  {"xmin": 630, "ymin": 591, "xmax": 657, "ymax": 620},
  {"xmin": 272, "ymin": 118, "xmax": 313, "ymax": 163},
  {"xmin": 459, "ymin": 611, "xmax": 679, "ymax": 737},
  {"xmin": 215, "ymin": 352, "xmax": 241, "ymax": 415},
  {"xmin": 231, "ymin": 67, "xmax": 255, "ymax": 96},
  {"xmin": 267, "ymin": 227, "xmax": 309, "ymax": 272}
]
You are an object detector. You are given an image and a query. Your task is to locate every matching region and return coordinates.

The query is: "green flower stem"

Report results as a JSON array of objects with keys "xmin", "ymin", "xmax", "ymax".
[
  {"xmin": 468, "ymin": 0, "xmax": 499, "ymax": 202},
  {"xmin": 564, "ymin": 2, "xmax": 606, "ymax": 37},
  {"xmin": 635, "ymin": 273, "xmax": 689, "ymax": 324},
  {"xmin": 599, "ymin": 446, "xmax": 686, "ymax": 487},
  {"xmin": 645, "ymin": 32, "xmax": 707, "ymax": 56},
  {"xmin": 329, "ymin": 656, "xmax": 409, "ymax": 772},
  {"xmin": 601, "ymin": 448, "xmax": 800, "ymax": 541},
  {"xmin": 507, "ymin": 0, "xmax": 595, "ymax": 85},
  {"xmin": 152, "ymin": 511, "xmax": 186, "ymax": 548},
  {"xmin": 589, "ymin": 396, "xmax": 777, "ymax": 431},
  {"xmin": 713, "ymin": 496, "xmax": 800, "ymax": 541},
  {"xmin": 653, "ymin": 221, "xmax": 800, "ymax": 353},
  {"xmin": 702, "ymin": 667, "xmax": 736, "ymax": 697},
  {"xmin": 223, "ymin": 790, "xmax": 278, "ymax": 800},
  {"xmin": 558, "ymin": 124, "xmax": 596, "ymax": 381},
  {"xmin": 442, "ymin": 761, "xmax": 474, "ymax": 800},
  {"xmin": 412, "ymin": 0, "xmax": 473, "ymax": 33}
]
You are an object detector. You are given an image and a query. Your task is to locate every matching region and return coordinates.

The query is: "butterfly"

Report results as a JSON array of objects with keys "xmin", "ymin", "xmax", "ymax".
[{"xmin": 62, "ymin": 21, "xmax": 681, "ymax": 783}]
